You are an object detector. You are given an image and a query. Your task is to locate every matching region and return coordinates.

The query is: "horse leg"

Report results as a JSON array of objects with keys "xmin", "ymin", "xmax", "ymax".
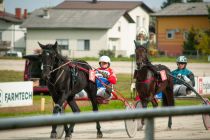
[
  {"xmin": 86, "ymin": 86, "xmax": 103, "ymax": 138},
  {"xmin": 89, "ymin": 98, "xmax": 103, "ymax": 138},
  {"xmin": 65, "ymin": 97, "xmax": 81, "ymax": 139},
  {"xmin": 141, "ymin": 99, "xmax": 148, "ymax": 126},
  {"xmin": 51, "ymin": 103, "xmax": 66, "ymax": 139},
  {"xmin": 163, "ymin": 87, "xmax": 175, "ymax": 129}
]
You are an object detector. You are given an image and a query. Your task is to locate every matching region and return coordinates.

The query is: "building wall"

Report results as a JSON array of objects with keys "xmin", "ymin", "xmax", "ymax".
[
  {"xmin": 26, "ymin": 29, "xmax": 108, "ymax": 58},
  {"xmin": 0, "ymin": 20, "xmax": 26, "ymax": 52},
  {"xmin": 129, "ymin": 6, "xmax": 150, "ymax": 35},
  {"xmin": 26, "ymin": 16, "xmax": 136, "ymax": 58},
  {"xmin": 25, "ymin": 6, "xmax": 151, "ymax": 58},
  {"xmin": 107, "ymin": 16, "xmax": 135, "ymax": 57},
  {"xmin": 156, "ymin": 16, "xmax": 210, "ymax": 56}
]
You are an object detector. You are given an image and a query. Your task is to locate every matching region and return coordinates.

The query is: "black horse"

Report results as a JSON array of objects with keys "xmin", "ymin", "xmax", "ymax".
[
  {"xmin": 39, "ymin": 42, "xmax": 102, "ymax": 140},
  {"xmin": 134, "ymin": 41, "xmax": 175, "ymax": 129}
]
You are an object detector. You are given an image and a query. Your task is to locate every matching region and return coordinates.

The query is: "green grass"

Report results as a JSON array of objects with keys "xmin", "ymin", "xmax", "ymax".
[
  {"xmin": 0, "ymin": 70, "xmax": 23, "ymax": 82},
  {"xmin": 0, "ymin": 70, "xmax": 207, "ymax": 118}
]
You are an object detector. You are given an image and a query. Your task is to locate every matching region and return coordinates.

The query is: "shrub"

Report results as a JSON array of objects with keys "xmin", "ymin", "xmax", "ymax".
[{"xmin": 99, "ymin": 50, "xmax": 115, "ymax": 57}]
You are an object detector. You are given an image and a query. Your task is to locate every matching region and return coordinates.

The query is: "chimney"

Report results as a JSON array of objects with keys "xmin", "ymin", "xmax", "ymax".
[
  {"xmin": 23, "ymin": 9, "xmax": 27, "ymax": 19},
  {"xmin": 43, "ymin": 8, "xmax": 50, "ymax": 19},
  {"xmin": 92, "ymin": 0, "xmax": 97, "ymax": 3},
  {"xmin": 15, "ymin": 8, "xmax": 21, "ymax": 19}
]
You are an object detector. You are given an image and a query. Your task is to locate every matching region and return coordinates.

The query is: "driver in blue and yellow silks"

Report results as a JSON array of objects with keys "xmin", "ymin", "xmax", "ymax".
[
  {"xmin": 171, "ymin": 56, "xmax": 195, "ymax": 96},
  {"xmin": 95, "ymin": 56, "xmax": 117, "ymax": 100}
]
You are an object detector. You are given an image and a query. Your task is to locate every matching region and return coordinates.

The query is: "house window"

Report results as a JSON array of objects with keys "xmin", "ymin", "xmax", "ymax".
[
  {"xmin": 136, "ymin": 16, "xmax": 140, "ymax": 29},
  {"xmin": 56, "ymin": 39, "xmax": 69, "ymax": 50},
  {"xmin": 77, "ymin": 39, "xmax": 90, "ymax": 51},
  {"xmin": 142, "ymin": 17, "xmax": 146, "ymax": 27},
  {"xmin": 118, "ymin": 26, "xmax": 121, "ymax": 32},
  {"xmin": 183, "ymin": 31, "xmax": 188, "ymax": 41},
  {"xmin": 167, "ymin": 30, "xmax": 175, "ymax": 39}
]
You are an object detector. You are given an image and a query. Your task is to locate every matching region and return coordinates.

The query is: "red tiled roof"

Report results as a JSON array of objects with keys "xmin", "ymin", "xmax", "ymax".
[{"xmin": 55, "ymin": 1, "xmax": 153, "ymax": 13}]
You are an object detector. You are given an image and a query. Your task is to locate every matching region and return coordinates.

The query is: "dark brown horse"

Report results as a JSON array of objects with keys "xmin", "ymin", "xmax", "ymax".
[
  {"xmin": 39, "ymin": 42, "xmax": 102, "ymax": 140},
  {"xmin": 134, "ymin": 41, "xmax": 175, "ymax": 129}
]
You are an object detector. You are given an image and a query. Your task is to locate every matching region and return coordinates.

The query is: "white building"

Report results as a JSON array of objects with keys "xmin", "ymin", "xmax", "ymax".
[
  {"xmin": 21, "ymin": 0, "xmax": 153, "ymax": 58},
  {"xmin": 0, "ymin": 7, "xmax": 26, "ymax": 55}
]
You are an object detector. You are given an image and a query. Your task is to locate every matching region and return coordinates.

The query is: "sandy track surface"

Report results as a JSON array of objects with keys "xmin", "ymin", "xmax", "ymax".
[
  {"xmin": 0, "ymin": 59, "xmax": 210, "ymax": 77},
  {"xmin": 0, "ymin": 115, "xmax": 209, "ymax": 140}
]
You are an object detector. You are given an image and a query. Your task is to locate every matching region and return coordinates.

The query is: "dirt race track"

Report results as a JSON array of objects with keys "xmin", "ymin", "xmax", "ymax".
[
  {"xmin": 0, "ymin": 115, "xmax": 210, "ymax": 140},
  {"xmin": 0, "ymin": 60, "xmax": 210, "ymax": 139},
  {"xmin": 0, "ymin": 59, "xmax": 210, "ymax": 77}
]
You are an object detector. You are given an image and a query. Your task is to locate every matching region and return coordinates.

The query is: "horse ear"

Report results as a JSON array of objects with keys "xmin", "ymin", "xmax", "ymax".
[
  {"xmin": 52, "ymin": 41, "xmax": 58, "ymax": 50},
  {"xmin": 134, "ymin": 40, "xmax": 140, "ymax": 49},
  {"xmin": 38, "ymin": 42, "xmax": 44, "ymax": 49},
  {"xmin": 54, "ymin": 41, "xmax": 58, "ymax": 46},
  {"xmin": 134, "ymin": 40, "xmax": 137, "ymax": 48}
]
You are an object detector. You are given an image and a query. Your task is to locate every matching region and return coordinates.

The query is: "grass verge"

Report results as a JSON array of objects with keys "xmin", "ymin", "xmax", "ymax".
[{"xmin": 0, "ymin": 70, "xmax": 207, "ymax": 118}]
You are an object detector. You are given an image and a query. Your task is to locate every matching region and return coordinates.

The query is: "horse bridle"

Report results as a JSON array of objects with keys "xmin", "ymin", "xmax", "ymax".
[
  {"xmin": 135, "ymin": 45, "xmax": 148, "ymax": 69},
  {"xmin": 42, "ymin": 49, "xmax": 58, "ymax": 80}
]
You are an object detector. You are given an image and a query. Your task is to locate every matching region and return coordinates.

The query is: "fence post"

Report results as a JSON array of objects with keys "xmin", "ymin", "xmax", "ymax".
[
  {"xmin": 40, "ymin": 97, "xmax": 45, "ymax": 112},
  {"xmin": 145, "ymin": 117, "xmax": 154, "ymax": 140}
]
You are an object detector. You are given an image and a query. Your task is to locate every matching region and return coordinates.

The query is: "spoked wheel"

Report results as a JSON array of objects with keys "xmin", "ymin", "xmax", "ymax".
[
  {"xmin": 202, "ymin": 98, "xmax": 210, "ymax": 130},
  {"xmin": 56, "ymin": 106, "xmax": 65, "ymax": 139},
  {"xmin": 124, "ymin": 103, "xmax": 137, "ymax": 138},
  {"xmin": 135, "ymin": 100, "xmax": 144, "ymax": 131}
]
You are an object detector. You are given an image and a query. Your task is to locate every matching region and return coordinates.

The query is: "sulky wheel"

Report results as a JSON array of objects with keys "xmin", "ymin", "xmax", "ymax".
[
  {"xmin": 135, "ymin": 100, "xmax": 144, "ymax": 131},
  {"xmin": 202, "ymin": 98, "xmax": 210, "ymax": 130},
  {"xmin": 124, "ymin": 103, "xmax": 137, "ymax": 138}
]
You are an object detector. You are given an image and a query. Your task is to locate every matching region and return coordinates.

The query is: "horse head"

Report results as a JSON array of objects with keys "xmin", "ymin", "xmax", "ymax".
[
  {"xmin": 38, "ymin": 41, "xmax": 58, "ymax": 80},
  {"xmin": 134, "ymin": 40, "xmax": 149, "ymax": 69}
]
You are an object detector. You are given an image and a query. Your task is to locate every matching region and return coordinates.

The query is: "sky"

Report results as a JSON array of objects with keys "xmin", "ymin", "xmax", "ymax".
[
  {"xmin": 3, "ymin": 0, "xmax": 166, "ymax": 14},
  {"xmin": 3, "ymin": 0, "xmax": 210, "ymax": 14}
]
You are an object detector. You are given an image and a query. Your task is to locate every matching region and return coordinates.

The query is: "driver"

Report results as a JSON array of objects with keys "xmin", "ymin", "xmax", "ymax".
[
  {"xmin": 171, "ymin": 56, "xmax": 195, "ymax": 96},
  {"xmin": 95, "ymin": 55, "xmax": 117, "ymax": 99}
]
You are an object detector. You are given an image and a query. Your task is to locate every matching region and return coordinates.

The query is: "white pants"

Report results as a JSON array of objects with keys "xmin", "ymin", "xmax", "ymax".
[
  {"xmin": 75, "ymin": 89, "xmax": 112, "ymax": 99},
  {"xmin": 75, "ymin": 90, "xmax": 87, "ymax": 98},
  {"xmin": 97, "ymin": 88, "xmax": 112, "ymax": 99},
  {"xmin": 173, "ymin": 84, "xmax": 188, "ymax": 96}
]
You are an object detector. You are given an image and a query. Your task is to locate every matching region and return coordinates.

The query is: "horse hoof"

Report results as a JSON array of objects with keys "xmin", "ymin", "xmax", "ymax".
[
  {"xmin": 50, "ymin": 132, "xmax": 57, "ymax": 139},
  {"xmin": 64, "ymin": 136, "xmax": 71, "ymax": 140},
  {"xmin": 137, "ymin": 127, "xmax": 143, "ymax": 131},
  {"xmin": 97, "ymin": 132, "xmax": 103, "ymax": 138}
]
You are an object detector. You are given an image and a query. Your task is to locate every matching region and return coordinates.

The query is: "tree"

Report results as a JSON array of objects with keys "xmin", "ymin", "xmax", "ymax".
[
  {"xmin": 161, "ymin": 0, "xmax": 203, "ymax": 9},
  {"xmin": 183, "ymin": 27, "xmax": 198, "ymax": 52},
  {"xmin": 195, "ymin": 29, "xmax": 210, "ymax": 55},
  {"xmin": 0, "ymin": 0, "xmax": 3, "ymax": 4},
  {"xmin": 208, "ymin": 6, "xmax": 210, "ymax": 20},
  {"xmin": 187, "ymin": 0, "xmax": 203, "ymax": 2},
  {"xmin": 161, "ymin": 0, "xmax": 183, "ymax": 9}
]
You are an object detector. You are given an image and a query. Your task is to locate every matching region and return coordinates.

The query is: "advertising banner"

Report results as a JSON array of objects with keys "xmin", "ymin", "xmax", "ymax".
[
  {"xmin": 197, "ymin": 77, "xmax": 210, "ymax": 94},
  {"xmin": 0, "ymin": 81, "xmax": 33, "ymax": 107}
]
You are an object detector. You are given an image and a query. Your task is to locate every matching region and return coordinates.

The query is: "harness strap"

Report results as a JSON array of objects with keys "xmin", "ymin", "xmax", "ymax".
[{"xmin": 136, "ymin": 77, "xmax": 154, "ymax": 84}]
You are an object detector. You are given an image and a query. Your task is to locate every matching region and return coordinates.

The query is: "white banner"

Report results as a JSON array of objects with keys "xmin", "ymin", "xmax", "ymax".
[
  {"xmin": 0, "ymin": 81, "xmax": 33, "ymax": 107},
  {"xmin": 197, "ymin": 77, "xmax": 210, "ymax": 95}
]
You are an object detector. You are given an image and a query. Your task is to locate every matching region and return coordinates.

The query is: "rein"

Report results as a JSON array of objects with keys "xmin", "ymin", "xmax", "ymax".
[{"xmin": 46, "ymin": 58, "xmax": 132, "ymax": 106}]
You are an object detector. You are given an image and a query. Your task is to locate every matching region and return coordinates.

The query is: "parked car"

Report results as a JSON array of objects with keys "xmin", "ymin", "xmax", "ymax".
[
  {"xmin": 23, "ymin": 54, "xmax": 49, "ymax": 94},
  {"xmin": 6, "ymin": 51, "xmax": 22, "ymax": 58}
]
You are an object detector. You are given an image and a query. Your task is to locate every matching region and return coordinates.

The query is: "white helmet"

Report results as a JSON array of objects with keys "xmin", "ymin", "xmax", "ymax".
[
  {"xmin": 99, "ymin": 56, "xmax": 111, "ymax": 63},
  {"xmin": 176, "ymin": 56, "xmax": 187, "ymax": 63}
]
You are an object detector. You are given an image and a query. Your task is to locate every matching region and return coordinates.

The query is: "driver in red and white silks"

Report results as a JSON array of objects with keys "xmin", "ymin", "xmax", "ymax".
[{"xmin": 96, "ymin": 56, "xmax": 117, "ymax": 99}]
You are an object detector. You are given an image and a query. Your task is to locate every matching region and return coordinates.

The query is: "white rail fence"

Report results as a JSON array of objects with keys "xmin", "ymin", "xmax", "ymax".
[{"xmin": 0, "ymin": 105, "xmax": 210, "ymax": 140}]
